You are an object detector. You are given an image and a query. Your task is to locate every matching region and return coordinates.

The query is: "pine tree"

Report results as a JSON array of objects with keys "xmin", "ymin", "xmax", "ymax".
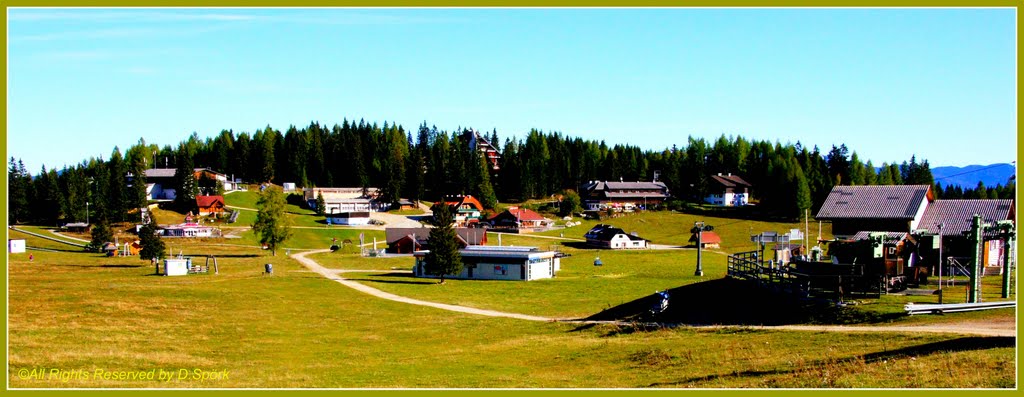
[
  {"xmin": 8, "ymin": 158, "xmax": 29, "ymax": 225},
  {"xmin": 108, "ymin": 148, "xmax": 129, "ymax": 222},
  {"xmin": 138, "ymin": 215, "xmax": 166, "ymax": 261},
  {"xmin": 424, "ymin": 203, "xmax": 463, "ymax": 284},
  {"xmin": 975, "ymin": 181, "xmax": 988, "ymax": 199},
  {"xmin": 876, "ymin": 163, "xmax": 893, "ymax": 185},
  {"xmin": 315, "ymin": 191, "xmax": 326, "ymax": 216},
  {"xmin": 793, "ymin": 161, "xmax": 812, "ymax": 220},
  {"xmin": 474, "ymin": 155, "xmax": 498, "ymax": 209},
  {"xmin": 253, "ymin": 185, "xmax": 292, "ymax": 256},
  {"xmin": 173, "ymin": 146, "xmax": 198, "ymax": 212},
  {"xmin": 848, "ymin": 152, "xmax": 865, "ymax": 185},
  {"xmin": 90, "ymin": 219, "xmax": 114, "ymax": 252}
]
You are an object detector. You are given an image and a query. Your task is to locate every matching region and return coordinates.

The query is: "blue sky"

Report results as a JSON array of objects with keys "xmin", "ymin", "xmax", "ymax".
[{"xmin": 7, "ymin": 7, "xmax": 1017, "ymax": 173}]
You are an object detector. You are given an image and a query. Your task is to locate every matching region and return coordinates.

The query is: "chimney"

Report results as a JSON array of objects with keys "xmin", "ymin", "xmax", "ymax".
[
  {"xmin": 728, "ymin": 172, "xmax": 732, "ymax": 177},
  {"xmin": 620, "ymin": 177, "xmax": 623, "ymax": 182},
  {"xmin": 717, "ymin": 173, "xmax": 722, "ymax": 176}
]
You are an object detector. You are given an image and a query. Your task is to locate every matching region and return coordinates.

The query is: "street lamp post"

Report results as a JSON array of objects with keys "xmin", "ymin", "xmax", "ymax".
[
  {"xmin": 692, "ymin": 221, "xmax": 714, "ymax": 277},
  {"xmin": 86, "ymin": 201, "xmax": 90, "ymax": 225}
]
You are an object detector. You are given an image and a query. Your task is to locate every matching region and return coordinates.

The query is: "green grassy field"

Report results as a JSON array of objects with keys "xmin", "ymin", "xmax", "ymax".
[
  {"xmin": 534, "ymin": 210, "xmax": 833, "ymax": 251},
  {"xmin": 355, "ymin": 249, "xmax": 720, "ymax": 318},
  {"xmin": 7, "ymin": 223, "xmax": 1015, "ymax": 388},
  {"xmin": 351, "ymin": 233, "xmax": 1014, "ymax": 324}
]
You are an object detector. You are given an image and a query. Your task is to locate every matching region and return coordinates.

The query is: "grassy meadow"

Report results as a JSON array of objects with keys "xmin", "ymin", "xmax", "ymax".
[
  {"xmin": 6, "ymin": 209, "xmax": 1016, "ymax": 388},
  {"xmin": 535, "ymin": 209, "xmax": 833, "ymax": 251}
]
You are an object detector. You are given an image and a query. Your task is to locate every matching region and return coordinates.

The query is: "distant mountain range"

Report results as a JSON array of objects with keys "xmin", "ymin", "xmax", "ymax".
[{"xmin": 931, "ymin": 163, "xmax": 1016, "ymax": 189}]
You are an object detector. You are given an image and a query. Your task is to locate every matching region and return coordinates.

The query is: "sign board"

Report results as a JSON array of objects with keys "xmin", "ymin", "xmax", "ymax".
[{"xmin": 788, "ymin": 229, "xmax": 803, "ymax": 241}]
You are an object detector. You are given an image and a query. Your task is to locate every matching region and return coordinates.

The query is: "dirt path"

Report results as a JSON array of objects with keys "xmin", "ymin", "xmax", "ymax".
[
  {"xmin": 291, "ymin": 250, "xmax": 1016, "ymax": 337},
  {"xmin": 291, "ymin": 250, "xmax": 552, "ymax": 321}
]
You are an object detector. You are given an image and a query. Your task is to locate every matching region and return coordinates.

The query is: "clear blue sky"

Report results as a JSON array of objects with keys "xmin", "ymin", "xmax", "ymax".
[{"xmin": 8, "ymin": 7, "xmax": 1017, "ymax": 173}]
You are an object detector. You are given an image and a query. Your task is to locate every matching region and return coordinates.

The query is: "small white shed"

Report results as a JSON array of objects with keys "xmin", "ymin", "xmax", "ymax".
[
  {"xmin": 282, "ymin": 182, "xmax": 296, "ymax": 191},
  {"xmin": 164, "ymin": 258, "xmax": 192, "ymax": 276},
  {"xmin": 8, "ymin": 239, "xmax": 26, "ymax": 253}
]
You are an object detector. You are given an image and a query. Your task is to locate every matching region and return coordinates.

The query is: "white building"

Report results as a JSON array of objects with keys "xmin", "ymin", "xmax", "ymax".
[
  {"xmin": 159, "ymin": 223, "xmax": 220, "ymax": 238},
  {"xmin": 326, "ymin": 211, "xmax": 371, "ymax": 226},
  {"xmin": 304, "ymin": 187, "xmax": 389, "ymax": 213},
  {"xmin": 412, "ymin": 246, "xmax": 561, "ymax": 281},
  {"xmin": 704, "ymin": 173, "xmax": 752, "ymax": 206},
  {"xmin": 584, "ymin": 224, "xmax": 649, "ymax": 249}
]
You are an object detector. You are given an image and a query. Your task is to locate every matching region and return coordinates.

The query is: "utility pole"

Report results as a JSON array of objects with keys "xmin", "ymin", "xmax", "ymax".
[{"xmin": 692, "ymin": 221, "xmax": 714, "ymax": 276}]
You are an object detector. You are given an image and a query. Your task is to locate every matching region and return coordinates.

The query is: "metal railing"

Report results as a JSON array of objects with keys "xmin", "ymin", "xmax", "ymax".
[{"xmin": 905, "ymin": 301, "xmax": 1016, "ymax": 315}]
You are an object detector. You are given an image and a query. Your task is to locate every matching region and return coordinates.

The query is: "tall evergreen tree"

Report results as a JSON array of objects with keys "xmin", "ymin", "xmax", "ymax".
[
  {"xmin": 424, "ymin": 203, "xmax": 463, "ymax": 284},
  {"xmin": 108, "ymin": 148, "xmax": 129, "ymax": 222},
  {"xmin": 975, "ymin": 181, "xmax": 988, "ymax": 199},
  {"xmin": 173, "ymin": 145, "xmax": 198, "ymax": 212},
  {"xmin": 8, "ymin": 158, "xmax": 30, "ymax": 225},
  {"xmin": 139, "ymin": 216, "xmax": 166, "ymax": 262},
  {"xmin": 848, "ymin": 152, "xmax": 865, "ymax": 185},
  {"xmin": 315, "ymin": 191, "xmax": 326, "ymax": 216},
  {"xmin": 90, "ymin": 219, "xmax": 114, "ymax": 252},
  {"xmin": 473, "ymin": 155, "xmax": 498, "ymax": 209}
]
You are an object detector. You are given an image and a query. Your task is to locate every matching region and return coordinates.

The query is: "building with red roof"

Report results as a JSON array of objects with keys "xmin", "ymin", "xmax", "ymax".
[
  {"xmin": 489, "ymin": 207, "xmax": 554, "ymax": 230},
  {"xmin": 196, "ymin": 195, "xmax": 226, "ymax": 216}
]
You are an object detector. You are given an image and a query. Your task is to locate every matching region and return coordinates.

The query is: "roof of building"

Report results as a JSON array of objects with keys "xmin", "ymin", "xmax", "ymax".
[
  {"xmin": 689, "ymin": 231, "xmax": 722, "ymax": 244},
  {"xmin": 582, "ymin": 181, "xmax": 669, "ymax": 191},
  {"xmin": 816, "ymin": 185, "xmax": 933, "ymax": 220},
  {"xmin": 709, "ymin": 174, "xmax": 752, "ymax": 188},
  {"xmin": 917, "ymin": 199, "xmax": 1015, "ymax": 236},
  {"xmin": 443, "ymin": 195, "xmax": 484, "ymax": 211},
  {"xmin": 145, "ymin": 168, "xmax": 224, "ymax": 179},
  {"xmin": 196, "ymin": 195, "xmax": 225, "ymax": 208},
  {"xmin": 849, "ymin": 231, "xmax": 910, "ymax": 241},
  {"xmin": 584, "ymin": 224, "xmax": 647, "ymax": 241},
  {"xmin": 385, "ymin": 227, "xmax": 486, "ymax": 245},
  {"xmin": 415, "ymin": 246, "xmax": 554, "ymax": 259},
  {"xmin": 144, "ymin": 168, "xmax": 177, "ymax": 178},
  {"xmin": 492, "ymin": 207, "xmax": 548, "ymax": 222}
]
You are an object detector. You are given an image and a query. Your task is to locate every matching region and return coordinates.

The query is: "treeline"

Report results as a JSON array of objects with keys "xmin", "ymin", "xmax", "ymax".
[{"xmin": 8, "ymin": 118, "xmax": 1016, "ymax": 226}]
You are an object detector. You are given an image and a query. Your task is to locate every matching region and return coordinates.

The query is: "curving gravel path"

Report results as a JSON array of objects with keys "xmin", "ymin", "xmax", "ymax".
[{"xmin": 291, "ymin": 249, "xmax": 553, "ymax": 321}]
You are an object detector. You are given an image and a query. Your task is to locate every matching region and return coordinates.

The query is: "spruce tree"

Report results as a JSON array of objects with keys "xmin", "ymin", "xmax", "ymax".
[
  {"xmin": 424, "ymin": 203, "xmax": 463, "ymax": 284},
  {"xmin": 474, "ymin": 155, "xmax": 498, "ymax": 210},
  {"xmin": 8, "ymin": 158, "xmax": 29, "ymax": 225},
  {"xmin": 139, "ymin": 215, "xmax": 166, "ymax": 261},
  {"xmin": 173, "ymin": 146, "xmax": 198, "ymax": 212},
  {"xmin": 315, "ymin": 191, "xmax": 326, "ymax": 216},
  {"xmin": 90, "ymin": 219, "xmax": 114, "ymax": 252}
]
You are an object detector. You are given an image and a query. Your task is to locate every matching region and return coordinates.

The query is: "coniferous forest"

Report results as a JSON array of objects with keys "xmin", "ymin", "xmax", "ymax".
[{"xmin": 7, "ymin": 119, "xmax": 1016, "ymax": 226}]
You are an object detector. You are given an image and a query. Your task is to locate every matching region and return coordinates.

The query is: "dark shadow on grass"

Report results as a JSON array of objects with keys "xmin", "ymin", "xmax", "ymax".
[
  {"xmin": 175, "ymin": 253, "xmax": 260, "ymax": 258},
  {"xmin": 561, "ymin": 241, "xmax": 598, "ymax": 250},
  {"xmin": 55, "ymin": 264, "xmax": 146, "ymax": 268},
  {"xmin": 576, "ymin": 278, "xmax": 905, "ymax": 330},
  {"xmin": 646, "ymin": 336, "xmax": 1015, "ymax": 387},
  {"xmin": 348, "ymin": 277, "xmax": 437, "ymax": 286}
]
